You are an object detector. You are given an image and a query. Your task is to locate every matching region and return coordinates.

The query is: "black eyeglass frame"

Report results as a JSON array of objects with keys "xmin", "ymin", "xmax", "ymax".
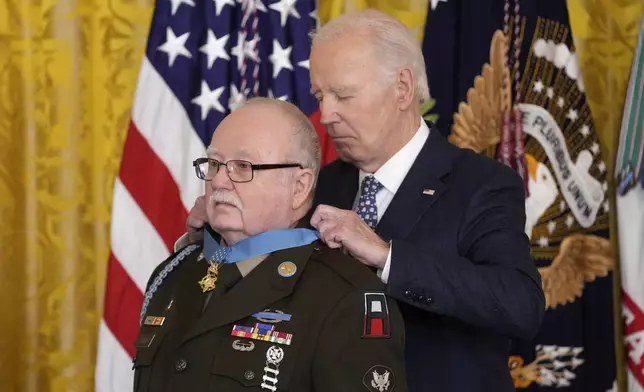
[{"xmin": 192, "ymin": 157, "xmax": 303, "ymax": 183}]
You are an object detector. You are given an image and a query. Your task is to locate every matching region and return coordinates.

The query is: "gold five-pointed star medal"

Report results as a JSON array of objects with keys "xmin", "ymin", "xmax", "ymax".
[{"xmin": 199, "ymin": 260, "xmax": 222, "ymax": 293}]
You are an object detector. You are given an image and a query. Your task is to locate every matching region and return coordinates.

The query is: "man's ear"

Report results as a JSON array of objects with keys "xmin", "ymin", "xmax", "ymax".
[
  {"xmin": 396, "ymin": 67, "xmax": 415, "ymax": 111},
  {"xmin": 292, "ymin": 168, "xmax": 316, "ymax": 210}
]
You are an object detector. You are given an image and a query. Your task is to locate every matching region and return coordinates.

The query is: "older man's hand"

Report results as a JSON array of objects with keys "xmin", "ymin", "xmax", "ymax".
[
  {"xmin": 310, "ymin": 204, "xmax": 390, "ymax": 269},
  {"xmin": 187, "ymin": 195, "xmax": 207, "ymax": 232}
]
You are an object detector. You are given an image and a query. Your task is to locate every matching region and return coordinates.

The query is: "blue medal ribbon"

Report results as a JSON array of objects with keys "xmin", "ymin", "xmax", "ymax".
[{"xmin": 203, "ymin": 227, "xmax": 320, "ymax": 263}]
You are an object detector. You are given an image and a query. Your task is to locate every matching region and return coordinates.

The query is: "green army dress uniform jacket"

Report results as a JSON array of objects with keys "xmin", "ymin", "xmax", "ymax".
[{"xmin": 133, "ymin": 240, "xmax": 407, "ymax": 392}]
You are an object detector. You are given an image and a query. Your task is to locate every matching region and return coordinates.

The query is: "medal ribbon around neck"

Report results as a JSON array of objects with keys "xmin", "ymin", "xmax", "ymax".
[{"xmin": 198, "ymin": 228, "xmax": 320, "ymax": 293}]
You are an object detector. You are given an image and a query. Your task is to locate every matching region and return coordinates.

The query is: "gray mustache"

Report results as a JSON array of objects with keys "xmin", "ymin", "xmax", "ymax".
[{"xmin": 209, "ymin": 190, "xmax": 243, "ymax": 209}]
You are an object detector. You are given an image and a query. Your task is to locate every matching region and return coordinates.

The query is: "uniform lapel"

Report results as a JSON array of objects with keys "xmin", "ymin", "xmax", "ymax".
[
  {"xmin": 180, "ymin": 243, "xmax": 316, "ymax": 344},
  {"xmin": 173, "ymin": 249, "xmax": 210, "ymax": 324},
  {"xmin": 376, "ymin": 129, "xmax": 461, "ymax": 242}
]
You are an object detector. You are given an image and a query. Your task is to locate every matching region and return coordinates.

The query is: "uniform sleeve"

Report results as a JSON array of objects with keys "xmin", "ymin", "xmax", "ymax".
[{"xmin": 311, "ymin": 289, "xmax": 408, "ymax": 392}]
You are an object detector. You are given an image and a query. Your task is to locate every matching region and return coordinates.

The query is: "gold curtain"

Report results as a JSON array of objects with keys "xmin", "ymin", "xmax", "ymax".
[
  {"xmin": 567, "ymin": 1, "xmax": 644, "ymax": 391},
  {"xmin": 317, "ymin": 0, "xmax": 429, "ymax": 42},
  {"xmin": 0, "ymin": 0, "xmax": 153, "ymax": 390}
]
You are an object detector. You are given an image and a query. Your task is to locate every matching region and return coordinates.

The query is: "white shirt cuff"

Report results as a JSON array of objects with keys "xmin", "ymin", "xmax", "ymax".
[{"xmin": 378, "ymin": 243, "xmax": 393, "ymax": 284}]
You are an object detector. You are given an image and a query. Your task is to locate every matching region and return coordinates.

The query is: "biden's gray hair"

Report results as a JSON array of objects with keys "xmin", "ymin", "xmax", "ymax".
[{"xmin": 310, "ymin": 9, "xmax": 430, "ymax": 102}]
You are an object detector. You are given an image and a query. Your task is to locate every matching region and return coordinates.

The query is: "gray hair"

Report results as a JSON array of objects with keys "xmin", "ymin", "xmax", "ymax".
[
  {"xmin": 242, "ymin": 97, "xmax": 321, "ymax": 184},
  {"xmin": 310, "ymin": 9, "xmax": 430, "ymax": 102}
]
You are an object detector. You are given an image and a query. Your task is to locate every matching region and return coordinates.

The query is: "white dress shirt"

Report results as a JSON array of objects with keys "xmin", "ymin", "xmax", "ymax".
[{"xmin": 351, "ymin": 119, "xmax": 430, "ymax": 283}]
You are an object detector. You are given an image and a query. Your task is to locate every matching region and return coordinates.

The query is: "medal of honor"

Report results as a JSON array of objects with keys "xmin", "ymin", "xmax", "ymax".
[{"xmin": 199, "ymin": 260, "xmax": 222, "ymax": 293}]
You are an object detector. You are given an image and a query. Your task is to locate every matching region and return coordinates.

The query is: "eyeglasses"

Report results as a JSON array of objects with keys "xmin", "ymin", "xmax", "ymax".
[{"xmin": 193, "ymin": 158, "xmax": 303, "ymax": 183}]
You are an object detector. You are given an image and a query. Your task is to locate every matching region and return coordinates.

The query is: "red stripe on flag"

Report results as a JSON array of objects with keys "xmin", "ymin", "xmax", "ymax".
[
  {"xmin": 104, "ymin": 252, "xmax": 143, "ymax": 358},
  {"xmin": 622, "ymin": 291, "xmax": 644, "ymax": 387},
  {"xmin": 307, "ymin": 110, "xmax": 338, "ymax": 166},
  {"xmin": 119, "ymin": 121, "xmax": 188, "ymax": 251}
]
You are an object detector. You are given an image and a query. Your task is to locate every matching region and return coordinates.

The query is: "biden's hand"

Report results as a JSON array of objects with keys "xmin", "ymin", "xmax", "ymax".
[
  {"xmin": 310, "ymin": 204, "xmax": 389, "ymax": 269},
  {"xmin": 187, "ymin": 195, "xmax": 207, "ymax": 232}
]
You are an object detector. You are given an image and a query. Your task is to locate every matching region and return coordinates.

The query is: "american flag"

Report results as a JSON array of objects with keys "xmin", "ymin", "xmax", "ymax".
[{"xmin": 94, "ymin": 0, "xmax": 336, "ymax": 389}]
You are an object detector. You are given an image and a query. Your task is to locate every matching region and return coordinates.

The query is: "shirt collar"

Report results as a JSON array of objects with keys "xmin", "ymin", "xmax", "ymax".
[{"xmin": 359, "ymin": 118, "xmax": 430, "ymax": 194}]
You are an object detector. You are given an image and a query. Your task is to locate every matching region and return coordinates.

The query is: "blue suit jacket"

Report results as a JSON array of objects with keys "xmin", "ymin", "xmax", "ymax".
[{"xmin": 312, "ymin": 129, "xmax": 545, "ymax": 392}]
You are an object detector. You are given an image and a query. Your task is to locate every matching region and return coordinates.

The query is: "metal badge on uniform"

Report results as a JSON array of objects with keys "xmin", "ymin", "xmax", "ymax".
[
  {"xmin": 261, "ymin": 346, "xmax": 284, "ymax": 391},
  {"xmin": 362, "ymin": 292, "xmax": 391, "ymax": 338},
  {"xmin": 362, "ymin": 365, "xmax": 395, "ymax": 392},
  {"xmin": 422, "ymin": 189, "xmax": 435, "ymax": 195},
  {"xmin": 143, "ymin": 316, "xmax": 165, "ymax": 326},
  {"xmin": 232, "ymin": 339, "xmax": 255, "ymax": 352},
  {"xmin": 277, "ymin": 261, "xmax": 297, "ymax": 277},
  {"xmin": 253, "ymin": 310, "xmax": 292, "ymax": 323},
  {"xmin": 134, "ymin": 333, "xmax": 156, "ymax": 348}
]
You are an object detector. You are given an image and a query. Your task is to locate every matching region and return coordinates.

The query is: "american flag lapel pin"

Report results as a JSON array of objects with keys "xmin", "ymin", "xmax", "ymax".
[{"xmin": 422, "ymin": 189, "xmax": 435, "ymax": 195}]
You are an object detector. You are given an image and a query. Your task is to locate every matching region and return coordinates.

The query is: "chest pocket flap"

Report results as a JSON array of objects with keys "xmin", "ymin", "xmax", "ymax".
[{"xmin": 212, "ymin": 336, "xmax": 299, "ymax": 390}]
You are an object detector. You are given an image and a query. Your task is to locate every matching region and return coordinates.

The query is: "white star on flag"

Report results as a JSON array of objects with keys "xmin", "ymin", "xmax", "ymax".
[
  {"xmin": 191, "ymin": 81, "xmax": 226, "ymax": 120},
  {"xmin": 297, "ymin": 59, "xmax": 309, "ymax": 69},
  {"xmin": 269, "ymin": 39, "xmax": 293, "ymax": 78},
  {"xmin": 242, "ymin": 0, "xmax": 267, "ymax": 24},
  {"xmin": 229, "ymin": 84, "xmax": 248, "ymax": 112},
  {"xmin": 247, "ymin": 0, "xmax": 267, "ymax": 12},
  {"xmin": 212, "ymin": 0, "xmax": 235, "ymax": 16},
  {"xmin": 269, "ymin": 0, "xmax": 301, "ymax": 27},
  {"xmin": 169, "ymin": 0, "xmax": 195, "ymax": 15},
  {"xmin": 200, "ymin": 30, "xmax": 230, "ymax": 69},
  {"xmin": 245, "ymin": 35, "xmax": 261, "ymax": 62},
  {"xmin": 231, "ymin": 31, "xmax": 247, "ymax": 70},
  {"xmin": 566, "ymin": 109, "xmax": 578, "ymax": 121},
  {"xmin": 158, "ymin": 27, "xmax": 192, "ymax": 67},
  {"xmin": 309, "ymin": 9, "xmax": 320, "ymax": 28},
  {"xmin": 597, "ymin": 161, "xmax": 606, "ymax": 173},
  {"xmin": 547, "ymin": 87, "xmax": 554, "ymax": 99},
  {"xmin": 430, "ymin": 0, "xmax": 448, "ymax": 10},
  {"xmin": 268, "ymin": 89, "xmax": 288, "ymax": 101},
  {"xmin": 533, "ymin": 80, "xmax": 544, "ymax": 93},
  {"xmin": 547, "ymin": 220, "xmax": 556, "ymax": 234},
  {"xmin": 557, "ymin": 97, "xmax": 565, "ymax": 107},
  {"xmin": 580, "ymin": 124, "xmax": 590, "ymax": 137}
]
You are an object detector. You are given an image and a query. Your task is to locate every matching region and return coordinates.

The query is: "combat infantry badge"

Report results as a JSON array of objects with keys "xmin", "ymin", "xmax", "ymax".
[{"xmin": 362, "ymin": 365, "xmax": 395, "ymax": 392}]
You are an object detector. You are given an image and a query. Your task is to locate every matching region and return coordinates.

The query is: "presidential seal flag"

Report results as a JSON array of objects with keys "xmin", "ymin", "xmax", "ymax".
[
  {"xmin": 422, "ymin": 0, "xmax": 616, "ymax": 389},
  {"xmin": 616, "ymin": 13, "xmax": 644, "ymax": 392},
  {"xmin": 94, "ymin": 0, "xmax": 328, "ymax": 389}
]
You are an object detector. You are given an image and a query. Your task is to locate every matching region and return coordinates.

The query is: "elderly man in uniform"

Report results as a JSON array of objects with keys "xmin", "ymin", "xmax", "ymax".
[
  {"xmin": 133, "ymin": 97, "xmax": 407, "ymax": 392},
  {"xmin": 177, "ymin": 9, "xmax": 545, "ymax": 392}
]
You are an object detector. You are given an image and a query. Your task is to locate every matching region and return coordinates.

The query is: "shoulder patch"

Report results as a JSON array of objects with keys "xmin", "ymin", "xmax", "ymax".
[
  {"xmin": 362, "ymin": 292, "xmax": 391, "ymax": 339},
  {"xmin": 362, "ymin": 365, "xmax": 396, "ymax": 392}
]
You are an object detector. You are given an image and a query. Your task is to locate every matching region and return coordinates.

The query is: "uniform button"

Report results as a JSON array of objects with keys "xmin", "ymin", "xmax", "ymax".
[
  {"xmin": 418, "ymin": 295, "xmax": 425, "ymax": 301},
  {"xmin": 175, "ymin": 359, "xmax": 187, "ymax": 372},
  {"xmin": 425, "ymin": 297, "xmax": 433, "ymax": 304},
  {"xmin": 404, "ymin": 290, "xmax": 413, "ymax": 299},
  {"xmin": 244, "ymin": 370, "xmax": 255, "ymax": 380}
]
